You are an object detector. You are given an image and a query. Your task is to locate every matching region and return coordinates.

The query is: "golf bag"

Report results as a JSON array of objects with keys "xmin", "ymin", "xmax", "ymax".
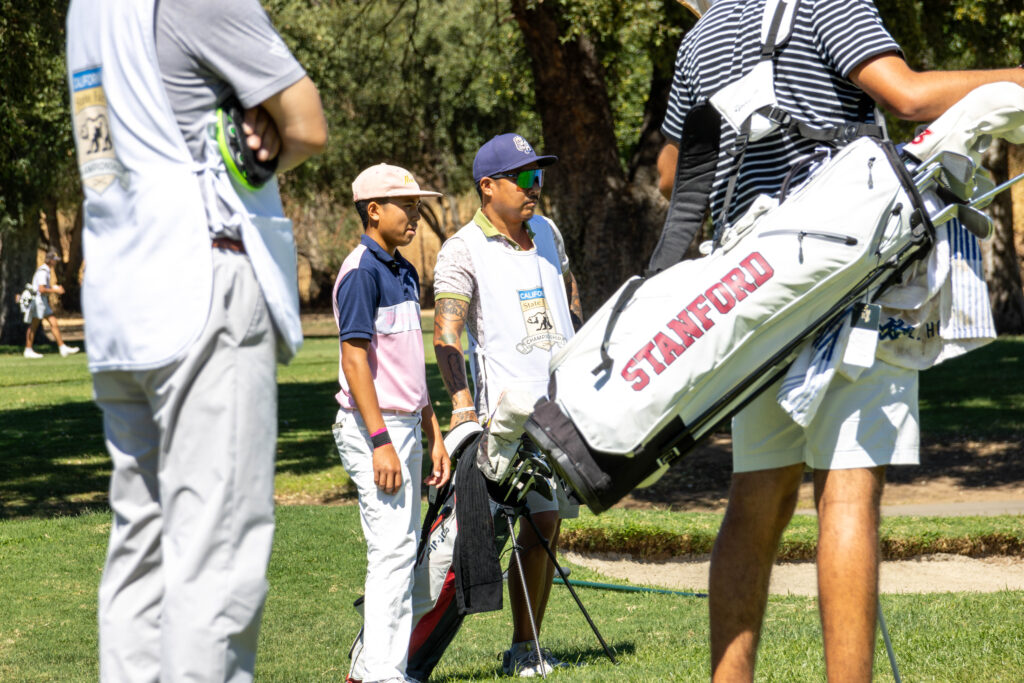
[
  {"xmin": 348, "ymin": 422, "xmax": 513, "ymax": 683},
  {"xmin": 525, "ymin": 135, "xmax": 936, "ymax": 513}
]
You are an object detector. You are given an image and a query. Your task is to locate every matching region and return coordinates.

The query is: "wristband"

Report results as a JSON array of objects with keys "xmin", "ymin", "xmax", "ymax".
[
  {"xmin": 370, "ymin": 428, "xmax": 391, "ymax": 449},
  {"xmin": 451, "ymin": 407, "xmax": 476, "ymax": 415}
]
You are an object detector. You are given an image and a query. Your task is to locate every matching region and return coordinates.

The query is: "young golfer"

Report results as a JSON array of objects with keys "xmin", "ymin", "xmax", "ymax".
[{"xmin": 333, "ymin": 163, "xmax": 451, "ymax": 683}]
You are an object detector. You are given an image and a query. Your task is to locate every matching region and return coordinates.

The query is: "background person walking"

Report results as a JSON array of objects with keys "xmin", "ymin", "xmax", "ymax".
[{"xmin": 22, "ymin": 250, "xmax": 79, "ymax": 359}]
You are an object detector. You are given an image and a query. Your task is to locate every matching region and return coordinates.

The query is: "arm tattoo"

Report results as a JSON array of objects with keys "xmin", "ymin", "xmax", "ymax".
[
  {"xmin": 442, "ymin": 354, "xmax": 469, "ymax": 396},
  {"xmin": 434, "ymin": 297, "xmax": 471, "ymax": 398}
]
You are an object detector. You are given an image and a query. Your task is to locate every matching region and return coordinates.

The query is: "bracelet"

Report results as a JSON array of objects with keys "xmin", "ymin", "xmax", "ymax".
[
  {"xmin": 451, "ymin": 407, "xmax": 476, "ymax": 414},
  {"xmin": 370, "ymin": 429, "xmax": 391, "ymax": 449}
]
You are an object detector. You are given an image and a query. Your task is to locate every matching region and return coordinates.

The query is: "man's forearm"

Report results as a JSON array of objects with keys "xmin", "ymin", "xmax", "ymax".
[
  {"xmin": 565, "ymin": 271, "xmax": 583, "ymax": 330},
  {"xmin": 434, "ymin": 297, "xmax": 477, "ymax": 424}
]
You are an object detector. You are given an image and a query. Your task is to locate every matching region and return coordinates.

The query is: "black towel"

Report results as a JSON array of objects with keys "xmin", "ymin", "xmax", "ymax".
[{"xmin": 453, "ymin": 436, "xmax": 504, "ymax": 615}]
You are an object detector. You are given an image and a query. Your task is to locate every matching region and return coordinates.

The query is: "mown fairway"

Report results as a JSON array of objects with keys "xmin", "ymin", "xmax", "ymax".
[{"xmin": 1, "ymin": 331, "xmax": 1023, "ymax": 680}]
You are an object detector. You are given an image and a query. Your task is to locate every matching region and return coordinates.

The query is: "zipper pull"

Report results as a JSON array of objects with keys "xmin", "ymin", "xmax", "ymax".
[
  {"xmin": 798, "ymin": 232, "xmax": 805, "ymax": 263},
  {"xmin": 867, "ymin": 157, "xmax": 875, "ymax": 189}
]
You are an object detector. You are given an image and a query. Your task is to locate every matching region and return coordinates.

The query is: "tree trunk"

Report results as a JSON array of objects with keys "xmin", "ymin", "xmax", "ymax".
[
  {"xmin": 981, "ymin": 139, "xmax": 1024, "ymax": 333},
  {"xmin": 0, "ymin": 208, "xmax": 41, "ymax": 345},
  {"xmin": 61, "ymin": 207, "xmax": 85, "ymax": 312},
  {"xmin": 510, "ymin": 0, "xmax": 667, "ymax": 314}
]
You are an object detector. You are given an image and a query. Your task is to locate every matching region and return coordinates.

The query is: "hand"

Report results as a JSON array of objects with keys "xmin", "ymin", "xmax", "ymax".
[
  {"xmin": 424, "ymin": 440, "xmax": 451, "ymax": 489},
  {"xmin": 372, "ymin": 444, "xmax": 402, "ymax": 495},
  {"xmin": 242, "ymin": 105, "xmax": 282, "ymax": 163},
  {"xmin": 54, "ymin": 285, "xmax": 65, "ymax": 294},
  {"xmin": 448, "ymin": 409, "xmax": 478, "ymax": 432}
]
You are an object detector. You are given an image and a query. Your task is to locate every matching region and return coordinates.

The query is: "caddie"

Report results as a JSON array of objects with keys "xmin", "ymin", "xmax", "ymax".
[
  {"xmin": 66, "ymin": 0, "xmax": 326, "ymax": 679},
  {"xmin": 433, "ymin": 133, "xmax": 583, "ymax": 677},
  {"xmin": 657, "ymin": 1, "xmax": 1024, "ymax": 680}
]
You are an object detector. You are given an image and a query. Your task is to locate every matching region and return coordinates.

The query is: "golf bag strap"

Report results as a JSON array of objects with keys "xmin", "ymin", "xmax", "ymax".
[
  {"xmin": 591, "ymin": 277, "xmax": 646, "ymax": 379},
  {"xmin": 647, "ymin": 102, "xmax": 721, "ymax": 275},
  {"xmin": 716, "ymin": 106, "xmax": 885, "ymax": 244}
]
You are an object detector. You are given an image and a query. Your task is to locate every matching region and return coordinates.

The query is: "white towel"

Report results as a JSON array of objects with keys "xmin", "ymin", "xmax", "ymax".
[
  {"xmin": 778, "ymin": 218, "xmax": 995, "ymax": 426},
  {"xmin": 875, "ymin": 218, "xmax": 995, "ymax": 370}
]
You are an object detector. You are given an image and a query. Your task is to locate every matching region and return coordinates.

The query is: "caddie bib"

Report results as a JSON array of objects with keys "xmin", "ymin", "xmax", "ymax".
[
  {"xmin": 66, "ymin": 0, "xmax": 303, "ymax": 371},
  {"xmin": 460, "ymin": 216, "xmax": 574, "ymax": 416}
]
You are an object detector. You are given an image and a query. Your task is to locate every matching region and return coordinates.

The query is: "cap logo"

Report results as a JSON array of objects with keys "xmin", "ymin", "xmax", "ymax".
[
  {"xmin": 404, "ymin": 174, "xmax": 412, "ymax": 184},
  {"xmin": 513, "ymin": 135, "xmax": 533, "ymax": 154}
]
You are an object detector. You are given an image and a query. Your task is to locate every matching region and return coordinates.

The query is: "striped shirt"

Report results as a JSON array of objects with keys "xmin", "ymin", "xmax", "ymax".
[{"xmin": 662, "ymin": 0, "xmax": 901, "ymax": 229}]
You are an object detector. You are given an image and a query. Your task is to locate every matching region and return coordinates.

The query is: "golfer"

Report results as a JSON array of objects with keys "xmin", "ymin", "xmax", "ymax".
[
  {"xmin": 333, "ymin": 163, "xmax": 451, "ymax": 683},
  {"xmin": 658, "ymin": 1, "xmax": 1024, "ymax": 680}
]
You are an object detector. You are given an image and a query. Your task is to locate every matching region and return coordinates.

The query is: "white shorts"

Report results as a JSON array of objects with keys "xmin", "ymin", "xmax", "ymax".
[
  {"xmin": 732, "ymin": 360, "xmax": 920, "ymax": 473},
  {"xmin": 523, "ymin": 472, "xmax": 580, "ymax": 519},
  {"xmin": 24, "ymin": 294, "xmax": 52, "ymax": 323}
]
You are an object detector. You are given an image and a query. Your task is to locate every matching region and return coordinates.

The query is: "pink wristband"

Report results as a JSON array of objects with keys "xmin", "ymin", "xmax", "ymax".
[{"xmin": 369, "ymin": 427, "xmax": 388, "ymax": 437}]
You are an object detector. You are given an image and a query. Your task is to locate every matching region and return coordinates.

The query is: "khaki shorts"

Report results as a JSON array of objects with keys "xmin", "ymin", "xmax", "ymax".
[{"xmin": 732, "ymin": 360, "xmax": 920, "ymax": 472}]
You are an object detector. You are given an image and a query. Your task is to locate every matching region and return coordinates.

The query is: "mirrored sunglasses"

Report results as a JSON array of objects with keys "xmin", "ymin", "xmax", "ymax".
[{"xmin": 492, "ymin": 168, "xmax": 544, "ymax": 189}]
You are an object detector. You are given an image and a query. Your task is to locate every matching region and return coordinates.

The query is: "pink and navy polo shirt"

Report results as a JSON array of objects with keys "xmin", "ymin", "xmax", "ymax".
[{"xmin": 332, "ymin": 234, "xmax": 428, "ymax": 413}]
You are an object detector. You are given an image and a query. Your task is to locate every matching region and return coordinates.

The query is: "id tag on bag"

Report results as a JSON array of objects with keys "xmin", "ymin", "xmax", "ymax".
[{"xmin": 843, "ymin": 303, "xmax": 880, "ymax": 368}]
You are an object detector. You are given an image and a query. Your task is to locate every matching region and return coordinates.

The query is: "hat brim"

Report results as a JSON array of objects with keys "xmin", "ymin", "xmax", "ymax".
[
  {"xmin": 493, "ymin": 154, "xmax": 558, "ymax": 177},
  {"xmin": 358, "ymin": 189, "xmax": 442, "ymax": 201}
]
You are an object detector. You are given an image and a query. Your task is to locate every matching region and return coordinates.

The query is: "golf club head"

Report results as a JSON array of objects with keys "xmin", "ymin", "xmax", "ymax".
[
  {"xmin": 969, "ymin": 169, "xmax": 998, "ymax": 209},
  {"xmin": 936, "ymin": 151, "xmax": 976, "ymax": 186},
  {"xmin": 956, "ymin": 205, "xmax": 994, "ymax": 241},
  {"xmin": 935, "ymin": 152, "xmax": 977, "ymax": 201}
]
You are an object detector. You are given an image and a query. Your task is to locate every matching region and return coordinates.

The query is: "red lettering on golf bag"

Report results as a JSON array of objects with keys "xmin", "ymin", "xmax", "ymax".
[
  {"xmin": 622, "ymin": 358, "xmax": 650, "ymax": 391},
  {"xmin": 740, "ymin": 252, "xmax": 774, "ymax": 286}
]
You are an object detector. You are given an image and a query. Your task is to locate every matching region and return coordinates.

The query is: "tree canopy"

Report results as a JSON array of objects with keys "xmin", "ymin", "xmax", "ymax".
[{"xmin": 2, "ymin": 0, "xmax": 1023, "ymax": 340}]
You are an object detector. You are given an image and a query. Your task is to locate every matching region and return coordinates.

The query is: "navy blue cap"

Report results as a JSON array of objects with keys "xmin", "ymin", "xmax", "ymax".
[{"xmin": 472, "ymin": 133, "xmax": 558, "ymax": 183}]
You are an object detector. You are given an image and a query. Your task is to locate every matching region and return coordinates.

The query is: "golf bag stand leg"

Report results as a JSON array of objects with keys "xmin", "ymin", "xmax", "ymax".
[
  {"xmin": 498, "ymin": 504, "xmax": 547, "ymax": 679},
  {"xmin": 877, "ymin": 598, "xmax": 902, "ymax": 682},
  {"xmin": 518, "ymin": 511, "xmax": 618, "ymax": 664}
]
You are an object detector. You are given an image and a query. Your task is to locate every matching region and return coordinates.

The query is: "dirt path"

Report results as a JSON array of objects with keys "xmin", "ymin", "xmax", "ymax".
[{"xmin": 565, "ymin": 551, "xmax": 1024, "ymax": 596}]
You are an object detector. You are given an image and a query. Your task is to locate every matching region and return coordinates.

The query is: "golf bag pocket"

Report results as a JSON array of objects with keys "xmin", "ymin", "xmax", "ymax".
[{"xmin": 527, "ymin": 137, "xmax": 932, "ymax": 513}]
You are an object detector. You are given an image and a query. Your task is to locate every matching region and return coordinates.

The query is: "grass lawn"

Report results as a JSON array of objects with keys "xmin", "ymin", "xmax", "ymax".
[
  {"xmin": 3, "ymin": 507, "xmax": 1023, "ymax": 682},
  {"xmin": 1, "ymin": 327, "xmax": 1023, "ymax": 680}
]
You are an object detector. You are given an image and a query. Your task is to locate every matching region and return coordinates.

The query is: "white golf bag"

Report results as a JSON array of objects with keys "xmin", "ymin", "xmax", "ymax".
[
  {"xmin": 527, "ymin": 82, "xmax": 1024, "ymax": 513},
  {"xmin": 526, "ymin": 135, "xmax": 933, "ymax": 512}
]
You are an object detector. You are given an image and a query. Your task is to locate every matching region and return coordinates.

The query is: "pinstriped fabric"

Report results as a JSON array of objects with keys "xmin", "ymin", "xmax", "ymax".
[{"xmin": 945, "ymin": 220, "xmax": 994, "ymax": 340}]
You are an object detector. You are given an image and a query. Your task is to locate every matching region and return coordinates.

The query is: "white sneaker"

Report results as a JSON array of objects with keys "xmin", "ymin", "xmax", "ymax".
[
  {"xmin": 59, "ymin": 345, "xmax": 80, "ymax": 357},
  {"xmin": 23, "ymin": 348, "xmax": 43, "ymax": 359},
  {"xmin": 501, "ymin": 641, "xmax": 570, "ymax": 678}
]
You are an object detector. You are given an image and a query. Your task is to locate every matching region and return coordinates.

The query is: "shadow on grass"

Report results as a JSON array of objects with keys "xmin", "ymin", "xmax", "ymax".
[
  {"xmin": 437, "ymin": 642, "xmax": 635, "ymax": 681},
  {"xmin": 0, "ymin": 381, "xmax": 363, "ymax": 519},
  {"xmin": 0, "ymin": 399, "xmax": 109, "ymax": 520}
]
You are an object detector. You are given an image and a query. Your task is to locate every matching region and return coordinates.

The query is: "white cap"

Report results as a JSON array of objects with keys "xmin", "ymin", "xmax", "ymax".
[{"xmin": 352, "ymin": 163, "xmax": 442, "ymax": 202}]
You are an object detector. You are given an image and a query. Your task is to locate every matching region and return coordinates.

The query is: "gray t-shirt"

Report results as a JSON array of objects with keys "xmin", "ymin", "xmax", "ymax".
[{"xmin": 155, "ymin": 0, "xmax": 306, "ymax": 163}]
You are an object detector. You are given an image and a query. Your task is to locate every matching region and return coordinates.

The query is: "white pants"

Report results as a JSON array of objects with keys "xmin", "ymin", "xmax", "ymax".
[
  {"xmin": 333, "ymin": 408, "xmax": 422, "ymax": 683},
  {"xmin": 93, "ymin": 251, "xmax": 278, "ymax": 683}
]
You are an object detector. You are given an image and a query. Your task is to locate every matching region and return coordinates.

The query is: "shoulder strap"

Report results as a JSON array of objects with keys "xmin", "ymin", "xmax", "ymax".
[{"xmin": 647, "ymin": 103, "xmax": 721, "ymax": 275}]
